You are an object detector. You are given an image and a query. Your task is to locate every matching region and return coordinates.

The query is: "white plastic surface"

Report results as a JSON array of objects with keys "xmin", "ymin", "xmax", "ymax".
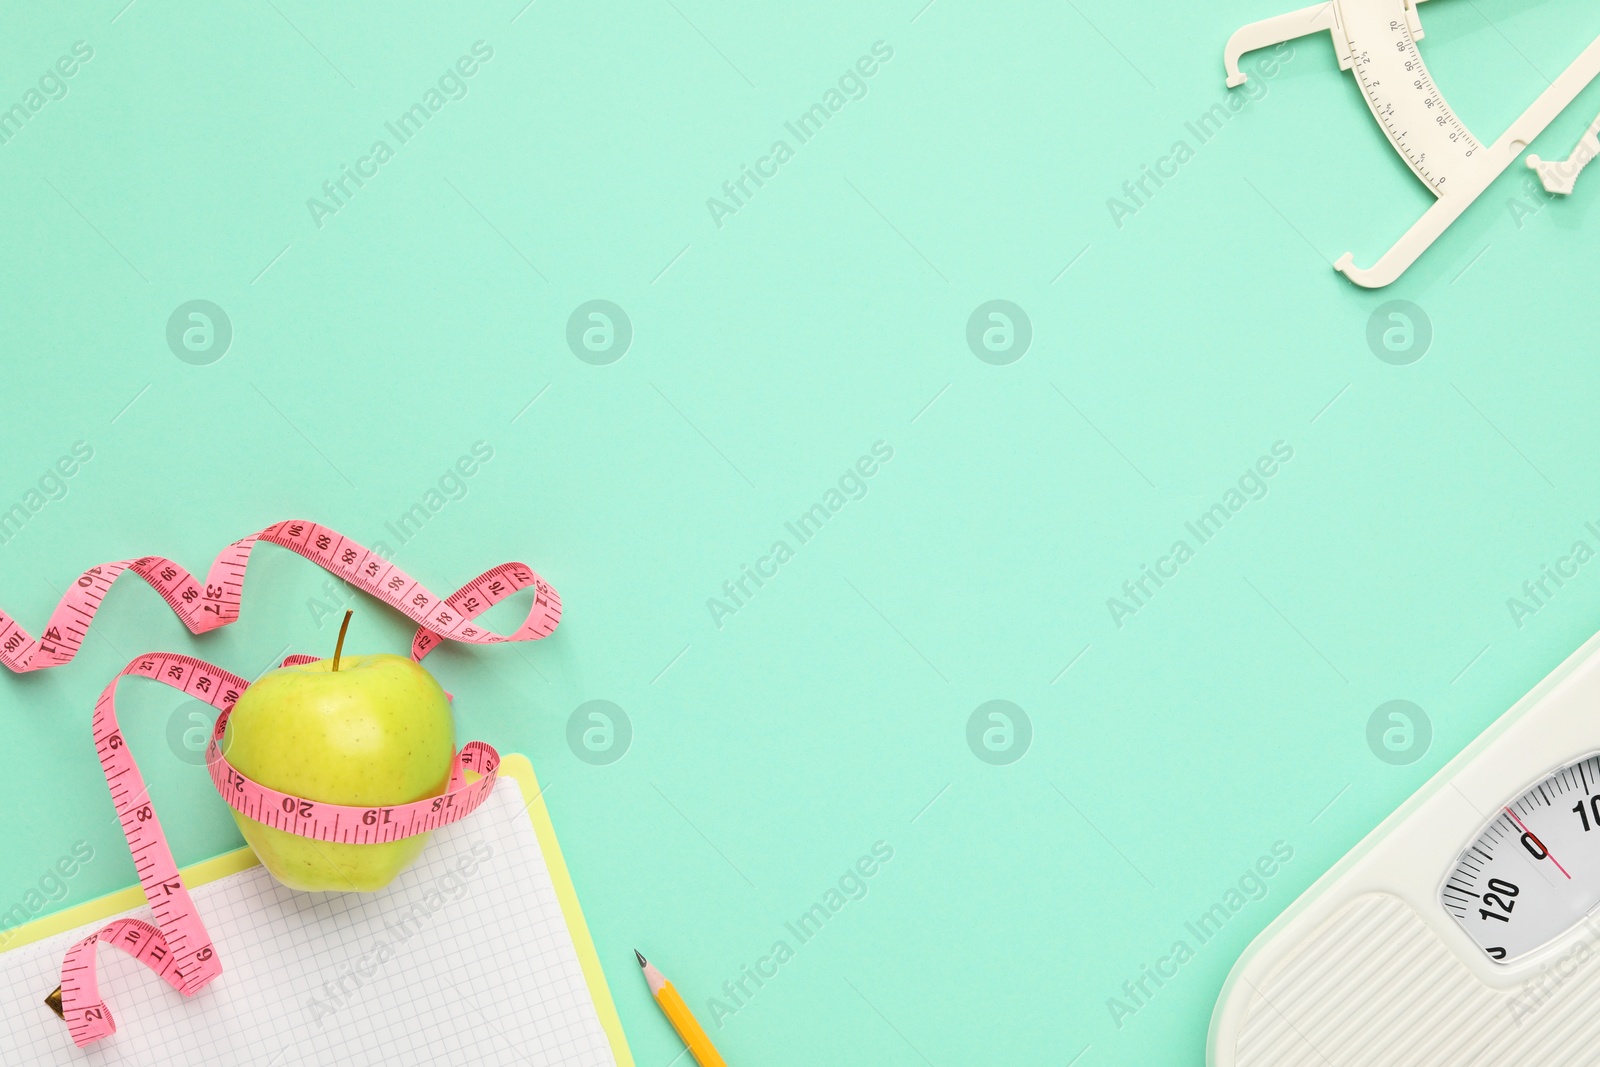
[
  {"xmin": 1223, "ymin": 1, "xmax": 1600, "ymax": 287},
  {"xmin": 1209, "ymin": 629, "xmax": 1600, "ymax": 1065},
  {"xmin": 1530, "ymin": 107, "xmax": 1600, "ymax": 196}
]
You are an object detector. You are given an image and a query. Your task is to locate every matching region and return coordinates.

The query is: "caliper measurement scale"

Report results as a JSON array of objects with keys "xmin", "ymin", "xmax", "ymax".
[
  {"xmin": 1224, "ymin": 0, "xmax": 1600, "ymax": 287},
  {"xmin": 1211, "ymin": 632, "xmax": 1600, "ymax": 1066}
]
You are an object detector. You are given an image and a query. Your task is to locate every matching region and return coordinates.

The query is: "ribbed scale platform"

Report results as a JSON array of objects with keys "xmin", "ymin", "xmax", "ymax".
[{"xmin": 1236, "ymin": 893, "xmax": 1600, "ymax": 1066}]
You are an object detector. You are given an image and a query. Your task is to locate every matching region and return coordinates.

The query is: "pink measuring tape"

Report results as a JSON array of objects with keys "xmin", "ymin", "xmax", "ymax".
[
  {"xmin": 0, "ymin": 520, "xmax": 561, "ymax": 1047},
  {"xmin": 0, "ymin": 519, "xmax": 559, "ymax": 673}
]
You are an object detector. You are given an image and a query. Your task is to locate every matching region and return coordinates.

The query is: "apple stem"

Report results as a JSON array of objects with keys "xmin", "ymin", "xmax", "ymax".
[{"xmin": 332, "ymin": 610, "xmax": 353, "ymax": 672}]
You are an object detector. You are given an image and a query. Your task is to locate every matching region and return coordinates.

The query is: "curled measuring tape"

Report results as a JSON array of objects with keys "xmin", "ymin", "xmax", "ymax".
[
  {"xmin": 0, "ymin": 518, "xmax": 562, "ymax": 673},
  {"xmin": 11, "ymin": 521, "xmax": 563, "ymax": 1046},
  {"xmin": 62, "ymin": 651, "xmax": 506, "ymax": 1047}
]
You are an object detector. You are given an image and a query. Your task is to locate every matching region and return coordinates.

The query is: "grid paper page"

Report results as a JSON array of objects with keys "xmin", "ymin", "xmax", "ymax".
[{"xmin": 0, "ymin": 778, "xmax": 620, "ymax": 1066}]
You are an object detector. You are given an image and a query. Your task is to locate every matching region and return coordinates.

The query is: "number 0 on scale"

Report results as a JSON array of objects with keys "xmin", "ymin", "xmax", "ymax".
[
  {"xmin": 1444, "ymin": 755, "xmax": 1600, "ymax": 962},
  {"xmin": 1210, "ymin": 630, "xmax": 1600, "ymax": 1065}
]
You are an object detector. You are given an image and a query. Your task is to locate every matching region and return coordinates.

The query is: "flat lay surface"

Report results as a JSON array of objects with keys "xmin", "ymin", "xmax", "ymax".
[{"xmin": 0, "ymin": 0, "xmax": 1597, "ymax": 1063}]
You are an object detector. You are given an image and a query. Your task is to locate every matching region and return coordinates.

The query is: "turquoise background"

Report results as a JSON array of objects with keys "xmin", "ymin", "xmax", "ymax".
[{"xmin": 1, "ymin": 0, "xmax": 1598, "ymax": 1063}]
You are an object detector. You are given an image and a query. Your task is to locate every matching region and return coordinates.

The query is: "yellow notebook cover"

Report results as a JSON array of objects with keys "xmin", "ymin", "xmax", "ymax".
[{"xmin": 0, "ymin": 754, "xmax": 634, "ymax": 1066}]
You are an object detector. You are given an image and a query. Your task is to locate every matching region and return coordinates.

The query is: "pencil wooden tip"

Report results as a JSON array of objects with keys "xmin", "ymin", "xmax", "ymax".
[
  {"xmin": 44, "ymin": 986, "xmax": 64, "ymax": 1020},
  {"xmin": 634, "ymin": 950, "xmax": 647, "ymax": 968}
]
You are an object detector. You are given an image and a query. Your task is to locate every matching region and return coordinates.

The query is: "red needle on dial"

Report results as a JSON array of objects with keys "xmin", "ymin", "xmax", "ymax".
[{"xmin": 1505, "ymin": 807, "xmax": 1572, "ymax": 880}]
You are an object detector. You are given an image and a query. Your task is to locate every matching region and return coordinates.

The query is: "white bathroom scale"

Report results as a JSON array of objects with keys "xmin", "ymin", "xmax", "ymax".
[{"xmin": 1211, "ymin": 628, "xmax": 1600, "ymax": 1065}]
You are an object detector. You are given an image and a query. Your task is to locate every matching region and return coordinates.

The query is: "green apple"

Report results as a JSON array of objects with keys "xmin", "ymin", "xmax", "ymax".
[{"xmin": 221, "ymin": 648, "xmax": 455, "ymax": 892}]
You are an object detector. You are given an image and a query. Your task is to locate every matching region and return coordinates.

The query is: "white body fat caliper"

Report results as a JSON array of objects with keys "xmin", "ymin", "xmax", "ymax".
[
  {"xmin": 1223, "ymin": 0, "xmax": 1600, "ymax": 287},
  {"xmin": 1210, "ymin": 632, "xmax": 1600, "ymax": 1065}
]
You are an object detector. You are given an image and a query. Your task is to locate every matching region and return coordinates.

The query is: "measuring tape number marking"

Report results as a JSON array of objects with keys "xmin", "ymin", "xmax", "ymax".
[
  {"xmin": 0, "ymin": 518, "xmax": 561, "ymax": 674},
  {"xmin": 17, "ymin": 522, "xmax": 561, "ymax": 1047},
  {"xmin": 64, "ymin": 651, "xmax": 506, "ymax": 1046}
]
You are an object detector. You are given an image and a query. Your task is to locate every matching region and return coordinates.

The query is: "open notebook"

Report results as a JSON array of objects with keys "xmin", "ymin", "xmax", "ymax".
[{"xmin": 0, "ymin": 755, "xmax": 634, "ymax": 1066}]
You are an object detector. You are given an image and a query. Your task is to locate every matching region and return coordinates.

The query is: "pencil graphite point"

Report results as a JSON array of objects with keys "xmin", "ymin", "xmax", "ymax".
[{"xmin": 635, "ymin": 951, "xmax": 721, "ymax": 1065}]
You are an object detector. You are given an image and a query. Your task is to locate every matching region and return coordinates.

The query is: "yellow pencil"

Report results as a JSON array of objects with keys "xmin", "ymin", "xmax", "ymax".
[{"xmin": 635, "ymin": 951, "xmax": 727, "ymax": 1067}]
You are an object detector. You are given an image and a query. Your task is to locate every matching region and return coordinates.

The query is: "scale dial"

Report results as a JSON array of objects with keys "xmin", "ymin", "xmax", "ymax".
[{"xmin": 1443, "ymin": 754, "xmax": 1600, "ymax": 962}]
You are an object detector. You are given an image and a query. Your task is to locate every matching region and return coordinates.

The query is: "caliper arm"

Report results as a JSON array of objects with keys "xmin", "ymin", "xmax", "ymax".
[
  {"xmin": 1223, "ymin": 2, "xmax": 1334, "ymax": 86},
  {"xmin": 1528, "ymin": 107, "xmax": 1600, "ymax": 196},
  {"xmin": 1223, "ymin": 0, "xmax": 1435, "ymax": 86}
]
